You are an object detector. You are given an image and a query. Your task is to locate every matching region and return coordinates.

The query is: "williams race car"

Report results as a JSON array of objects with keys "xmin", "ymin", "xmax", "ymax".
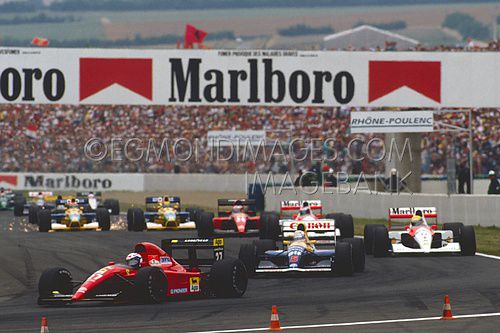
[
  {"xmin": 38, "ymin": 198, "xmax": 111, "ymax": 232},
  {"xmin": 364, "ymin": 207, "xmax": 476, "ymax": 257},
  {"xmin": 238, "ymin": 205, "xmax": 365, "ymax": 276},
  {"xmin": 196, "ymin": 199, "xmax": 279, "ymax": 238},
  {"xmin": 127, "ymin": 196, "xmax": 194, "ymax": 231},
  {"xmin": 37, "ymin": 238, "xmax": 247, "ymax": 305}
]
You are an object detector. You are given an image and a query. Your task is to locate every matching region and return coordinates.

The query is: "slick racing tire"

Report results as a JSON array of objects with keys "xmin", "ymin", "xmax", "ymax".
[
  {"xmin": 443, "ymin": 222, "xmax": 464, "ymax": 241},
  {"xmin": 103, "ymin": 199, "xmax": 120, "ymax": 215},
  {"xmin": 342, "ymin": 238, "xmax": 365, "ymax": 273},
  {"xmin": 363, "ymin": 224, "xmax": 385, "ymax": 255},
  {"xmin": 96, "ymin": 207, "xmax": 111, "ymax": 231},
  {"xmin": 209, "ymin": 258, "xmax": 248, "ymax": 298},
  {"xmin": 38, "ymin": 209, "xmax": 52, "ymax": 232},
  {"xmin": 135, "ymin": 267, "xmax": 168, "ymax": 303},
  {"xmin": 186, "ymin": 207, "xmax": 202, "ymax": 224},
  {"xmin": 38, "ymin": 267, "xmax": 73, "ymax": 300},
  {"xmin": 373, "ymin": 226, "xmax": 391, "ymax": 257},
  {"xmin": 29, "ymin": 205, "xmax": 41, "ymax": 224},
  {"xmin": 460, "ymin": 226, "xmax": 476, "ymax": 256},
  {"xmin": 127, "ymin": 208, "xmax": 145, "ymax": 232},
  {"xmin": 197, "ymin": 212, "xmax": 214, "ymax": 238},
  {"xmin": 238, "ymin": 244, "xmax": 257, "ymax": 277},
  {"xmin": 326, "ymin": 213, "xmax": 354, "ymax": 239},
  {"xmin": 259, "ymin": 212, "xmax": 280, "ymax": 240},
  {"xmin": 13, "ymin": 197, "xmax": 25, "ymax": 216},
  {"xmin": 333, "ymin": 242, "xmax": 353, "ymax": 276}
]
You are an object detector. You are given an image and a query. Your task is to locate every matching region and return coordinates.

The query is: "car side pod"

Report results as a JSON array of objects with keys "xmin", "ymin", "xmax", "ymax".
[{"xmin": 440, "ymin": 295, "xmax": 455, "ymax": 320}]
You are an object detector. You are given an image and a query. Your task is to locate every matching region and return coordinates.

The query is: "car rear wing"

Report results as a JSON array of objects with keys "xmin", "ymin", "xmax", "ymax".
[
  {"xmin": 280, "ymin": 219, "xmax": 338, "ymax": 244},
  {"xmin": 161, "ymin": 238, "xmax": 224, "ymax": 269},
  {"xmin": 146, "ymin": 196, "xmax": 181, "ymax": 205},
  {"xmin": 55, "ymin": 198, "xmax": 89, "ymax": 206},
  {"xmin": 28, "ymin": 191, "xmax": 53, "ymax": 197},
  {"xmin": 76, "ymin": 191, "xmax": 102, "ymax": 197},
  {"xmin": 217, "ymin": 199, "xmax": 257, "ymax": 217},
  {"xmin": 280, "ymin": 200, "xmax": 322, "ymax": 218},
  {"xmin": 388, "ymin": 207, "xmax": 438, "ymax": 229}
]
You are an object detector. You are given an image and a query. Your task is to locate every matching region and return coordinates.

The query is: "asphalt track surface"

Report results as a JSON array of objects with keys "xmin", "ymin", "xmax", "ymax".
[{"xmin": 0, "ymin": 211, "xmax": 499, "ymax": 333}]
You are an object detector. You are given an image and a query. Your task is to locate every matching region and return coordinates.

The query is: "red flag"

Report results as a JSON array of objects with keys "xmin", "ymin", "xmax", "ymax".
[
  {"xmin": 184, "ymin": 24, "xmax": 208, "ymax": 49},
  {"xmin": 31, "ymin": 37, "xmax": 49, "ymax": 47}
]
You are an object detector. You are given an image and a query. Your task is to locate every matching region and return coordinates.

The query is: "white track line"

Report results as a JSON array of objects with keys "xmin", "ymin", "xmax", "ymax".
[
  {"xmin": 476, "ymin": 252, "xmax": 500, "ymax": 260},
  {"xmin": 185, "ymin": 312, "xmax": 500, "ymax": 333}
]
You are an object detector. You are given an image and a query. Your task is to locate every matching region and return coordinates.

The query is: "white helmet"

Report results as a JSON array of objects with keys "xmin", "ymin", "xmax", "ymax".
[
  {"xmin": 293, "ymin": 230, "xmax": 305, "ymax": 241},
  {"xmin": 125, "ymin": 253, "xmax": 143, "ymax": 269}
]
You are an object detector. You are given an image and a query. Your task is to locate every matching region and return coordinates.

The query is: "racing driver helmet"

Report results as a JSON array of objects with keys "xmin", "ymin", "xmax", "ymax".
[
  {"xmin": 410, "ymin": 214, "xmax": 423, "ymax": 227},
  {"xmin": 125, "ymin": 253, "xmax": 143, "ymax": 269},
  {"xmin": 293, "ymin": 230, "xmax": 306, "ymax": 241}
]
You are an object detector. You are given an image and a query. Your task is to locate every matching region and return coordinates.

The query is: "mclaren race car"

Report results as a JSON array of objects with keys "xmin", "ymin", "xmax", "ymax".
[
  {"xmin": 195, "ymin": 199, "xmax": 279, "ymax": 238},
  {"xmin": 364, "ymin": 207, "xmax": 476, "ymax": 257},
  {"xmin": 76, "ymin": 191, "xmax": 120, "ymax": 215},
  {"xmin": 127, "ymin": 196, "xmax": 194, "ymax": 231},
  {"xmin": 239, "ymin": 203, "xmax": 365, "ymax": 276},
  {"xmin": 37, "ymin": 238, "xmax": 247, "ymax": 305},
  {"xmin": 37, "ymin": 198, "xmax": 111, "ymax": 232}
]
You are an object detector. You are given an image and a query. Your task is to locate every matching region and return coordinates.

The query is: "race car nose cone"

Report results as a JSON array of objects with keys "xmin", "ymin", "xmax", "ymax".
[{"xmin": 71, "ymin": 291, "xmax": 84, "ymax": 301}]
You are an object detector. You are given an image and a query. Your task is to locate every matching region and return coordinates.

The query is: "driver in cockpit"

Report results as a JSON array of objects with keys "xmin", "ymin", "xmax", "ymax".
[
  {"xmin": 297, "ymin": 201, "xmax": 313, "ymax": 217},
  {"xmin": 410, "ymin": 210, "xmax": 426, "ymax": 227}
]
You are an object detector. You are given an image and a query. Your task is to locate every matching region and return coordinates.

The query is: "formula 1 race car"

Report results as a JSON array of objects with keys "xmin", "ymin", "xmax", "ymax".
[
  {"xmin": 0, "ymin": 188, "xmax": 24, "ymax": 212},
  {"xmin": 37, "ymin": 238, "xmax": 247, "ymax": 305},
  {"xmin": 238, "ymin": 211, "xmax": 365, "ymax": 276},
  {"xmin": 127, "ymin": 196, "xmax": 194, "ymax": 231},
  {"xmin": 276, "ymin": 200, "xmax": 355, "ymax": 241},
  {"xmin": 15, "ymin": 191, "xmax": 63, "ymax": 223},
  {"xmin": 76, "ymin": 191, "xmax": 120, "ymax": 215},
  {"xmin": 195, "ymin": 199, "xmax": 279, "ymax": 238},
  {"xmin": 364, "ymin": 207, "xmax": 476, "ymax": 257},
  {"xmin": 37, "ymin": 198, "xmax": 111, "ymax": 232}
]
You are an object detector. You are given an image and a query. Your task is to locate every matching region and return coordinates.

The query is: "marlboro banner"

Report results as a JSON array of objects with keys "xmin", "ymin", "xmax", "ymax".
[{"xmin": 0, "ymin": 47, "xmax": 498, "ymax": 107}]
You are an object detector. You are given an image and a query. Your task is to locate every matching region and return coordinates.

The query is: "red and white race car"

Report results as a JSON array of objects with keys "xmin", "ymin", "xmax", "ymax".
[
  {"xmin": 364, "ymin": 207, "xmax": 476, "ymax": 257},
  {"xmin": 37, "ymin": 238, "xmax": 247, "ymax": 305},
  {"xmin": 278, "ymin": 200, "xmax": 355, "ymax": 242},
  {"xmin": 196, "ymin": 199, "xmax": 279, "ymax": 239}
]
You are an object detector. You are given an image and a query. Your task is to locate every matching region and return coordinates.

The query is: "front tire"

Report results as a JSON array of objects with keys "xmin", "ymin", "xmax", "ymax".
[
  {"xmin": 103, "ymin": 199, "xmax": 120, "ymax": 215},
  {"xmin": 443, "ymin": 222, "xmax": 464, "ymax": 241},
  {"xmin": 134, "ymin": 267, "xmax": 168, "ymax": 303},
  {"xmin": 13, "ymin": 198, "xmax": 25, "ymax": 216},
  {"xmin": 363, "ymin": 224, "xmax": 385, "ymax": 255},
  {"xmin": 209, "ymin": 258, "xmax": 247, "ymax": 298},
  {"xmin": 38, "ymin": 210, "xmax": 52, "ymax": 232},
  {"xmin": 460, "ymin": 226, "xmax": 476, "ymax": 256},
  {"xmin": 29, "ymin": 205, "xmax": 41, "ymax": 224},
  {"xmin": 197, "ymin": 212, "xmax": 214, "ymax": 238},
  {"xmin": 373, "ymin": 226, "xmax": 390, "ymax": 257},
  {"xmin": 342, "ymin": 238, "xmax": 365, "ymax": 272},
  {"xmin": 127, "ymin": 208, "xmax": 145, "ymax": 232},
  {"xmin": 333, "ymin": 242, "xmax": 353, "ymax": 276},
  {"xmin": 38, "ymin": 267, "xmax": 73, "ymax": 300}
]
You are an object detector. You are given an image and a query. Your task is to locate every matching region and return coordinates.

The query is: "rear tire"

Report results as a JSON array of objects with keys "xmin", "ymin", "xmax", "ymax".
[
  {"xmin": 209, "ymin": 258, "xmax": 247, "ymax": 298},
  {"xmin": 13, "ymin": 198, "xmax": 25, "ymax": 216},
  {"xmin": 197, "ymin": 212, "xmax": 214, "ymax": 238},
  {"xmin": 29, "ymin": 205, "xmax": 41, "ymax": 224},
  {"xmin": 333, "ymin": 242, "xmax": 353, "ymax": 276},
  {"xmin": 186, "ymin": 207, "xmax": 202, "ymax": 224},
  {"xmin": 38, "ymin": 210, "xmax": 52, "ymax": 232},
  {"xmin": 134, "ymin": 267, "xmax": 168, "ymax": 303},
  {"xmin": 460, "ymin": 226, "xmax": 476, "ymax": 256},
  {"xmin": 127, "ymin": 208, "xmax": 145, "ymax": 232},
  {"xmin": 259, "ymin": 212, "xmax": 280, "ymax": 240},
  {"xmin": 238, "ymin": 244, "xmax": 256, "ymax": 277},
  {"xmin": 103, "ymin": 199, "xmax": 120, "ymax": 215},
  {"xmin": 363, "ymin": 224, "xmax": 385, "ymax": 255},
  {"xmin": 342, "ymin": 238, "xmax": 365, "ymax": 272},
  {"xmin": 327, "ymin": 213, "xmax": 354, "ymax": 239},
  {"xmin": 38, "ymin": 267, "xmax": 73, "ymax": 299},
  {"xmin": 373, "ymin": 226, "xmax": 390, "ymax": 257},
  {"xmin": 96, "ymin": 207, "xmax": 111, "ymax": 231}
]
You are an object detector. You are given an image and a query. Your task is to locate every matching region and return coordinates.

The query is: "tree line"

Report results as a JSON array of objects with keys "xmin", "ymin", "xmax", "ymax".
[
  {"xmin": 442, "ymin": 12, "xmax": 491, "ymax": 40},
  {"xmin": 278, "ymin": 24, "xmax": 334, "ymax": 36},
  {"xmin": 0, "ymin": 13, "xmax": 79, "ymax": 25}
]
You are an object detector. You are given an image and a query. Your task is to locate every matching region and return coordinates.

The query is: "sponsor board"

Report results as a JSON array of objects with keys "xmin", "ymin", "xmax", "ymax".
[
  {"xmin": 0, "ymin": 48, "xmax": 498, "ymax": 107},
  {"xmin": 207, "ymin": 130, "xmax": 266, "ymax": 147},
  {"xmin": 0, "ymin": 173, "xmax": 144, "ymax": 191},
  {"xmin": 350, "ymin": 111, "xmax": 434, "ymax": 133}
]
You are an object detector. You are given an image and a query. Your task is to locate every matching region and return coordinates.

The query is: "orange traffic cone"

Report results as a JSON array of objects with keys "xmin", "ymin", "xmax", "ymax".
[
  {"xmin": 440, "ymin": 295, "xmax": 455, "ymax": 320},
  {"xmin": 40, "ymin": 316, "xmax": 49, "ymax": 332},
  {"xmin": 269, "ymin": 305, "xmax": 281, "ymax": 331}
]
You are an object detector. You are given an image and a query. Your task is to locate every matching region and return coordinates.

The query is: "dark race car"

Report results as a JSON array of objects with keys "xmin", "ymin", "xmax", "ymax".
[
  {"xmin": 195, "ymin": 199, "xmax": 279, "ymax": 238},
  {"xmin": 38, "ymin": 238, "xmax": 247, "ymax": 305}
]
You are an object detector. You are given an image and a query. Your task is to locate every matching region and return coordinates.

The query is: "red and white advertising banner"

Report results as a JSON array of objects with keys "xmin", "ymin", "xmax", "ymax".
[{"xmin": 0, "ymin": 47, "xmax": 498, "ymax": 107}]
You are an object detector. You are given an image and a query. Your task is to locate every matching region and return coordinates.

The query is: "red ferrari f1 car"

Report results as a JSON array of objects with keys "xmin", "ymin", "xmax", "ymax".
[
  {"xmin": 37, "ymin": 238, "xmax": 248, "ymax": 305},
  {"xmin": 195, "ymin": 199, "xmax": 279, "ymax": 238}
]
